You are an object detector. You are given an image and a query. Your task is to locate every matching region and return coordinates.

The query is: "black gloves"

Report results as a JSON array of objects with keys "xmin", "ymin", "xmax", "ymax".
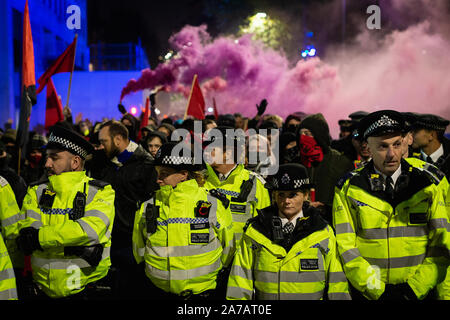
[
  {"xmin": 64, "ymin": 244, "xmax": 104, "ymax": 267},
  {"xmin": 16, "ymin": 227, "xmax": 42, "ymax": 255},
  {"xmin": 379, "ymin": 283, "xmax": 418, "ymax": 300},
  {"xmin": 256, "ymin": 99, "xmax": 268, "ymax": 116}
]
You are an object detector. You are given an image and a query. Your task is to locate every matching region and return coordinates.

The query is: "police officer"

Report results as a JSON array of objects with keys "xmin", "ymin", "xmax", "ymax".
[
  {"xmin": 16, "ymin": 125, "xmax": 115, "ymax": 299},
  {"xmin": 333, "ymin": 110, "xmax": 450, "ymax": 300},
  {"xmin": 0, "ymin": 176, "xmax": 18, "ymax": 300},
  {"xmin": 411, "ymin": 113, "xmax": 450, "ymax": 179},
  {"xmin": 203, "ymin": 126, "xmax": 271, "ymax": 246},
  {"xmin": 227, "ymin": 163, "xmax": 350, "ymax": 300},
  {"xmin": 0, "ymin": 232, "xmax": 17, "ymax": 300},
  {"xmin": 132, "ymin": 142, "xmax": 234, "ymax": 300}
]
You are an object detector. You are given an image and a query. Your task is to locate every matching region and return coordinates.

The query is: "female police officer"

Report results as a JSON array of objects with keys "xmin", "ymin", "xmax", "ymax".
[
  {"xmin": 132, "ymin": 142, "xmax": 234, "ymax": 300},
  {"xmin": 226, "ymin": 163, "xmax": 350, "ymax": 300}
]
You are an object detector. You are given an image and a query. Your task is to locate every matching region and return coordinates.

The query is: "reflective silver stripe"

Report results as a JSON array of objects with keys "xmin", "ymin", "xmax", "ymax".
[
  {"xmin": 31, "ymin": 221, "xmax": 43, "ymax": 229},
  {"xmin": 232, "ymin": 213, "xmax": 251, "ymax": 224},
  {"xmin": 31, "ymin": 246, "xmax": 110, "ymax": 269},
  {"xmin": 429, "ymin": 218, "xmax": 449, "ymax": 231},
  {"xmin": 234, "ymin": 232, "xmax": 243, "ymax": 243},
  {"xmin": 328, "ymin": 292, "xmax": 352, "ymax": 300},
  {"xmin": 84, "ymin": 210, "xmax": 110, "ymax": 228},
  {"xmin": 86, "ymin": 184, "xmax": 100, "ymax": 204},
  {"xmin": 26, "ymin": 209, "xmax": 41, "ymax": 221},
  {"xmin": 0, "ymin": 288, "xmax": 18, "ymax": 300},
  {"xmin": 227, "ymin": 286, "xmax": 253, "ymax": 299},
  {"xmin": 147, "ymin": 236, "xmax": 221, "ymax": 257},
  {"xmin": 1, "ymin": 213, "xmax": 21, "ymax": 228},
  {"xmin": 365, "ymin": 253, "xmax": 425, "ymax": 269},
  {"xmin": 206, "ymin": 194, "xmax": 218, "ymax": 226},
  {"xmin": 76, "ymin": 219, "xmax": 100, "ymax": 245},
  {"xmin": 341, "ymin": 248, "xmax": 361, "ymax": 264},
  {"xmin": 359, "ymin": 226, "xmax": 428, "ymax": 239},
  {"xmin": 256, "ymin": 290, "xmax": 324, "ymax": 300},
  {"xmin": 0, "ymin": 268, "xmax": 15, "ymax": 281},
  {"xmin": 255, "ymin": 270, "xmax": 325, "ymax": 283},
  {"xmin": 146, "ymin": 257, "xmax": 222, "ymax": 281},
  {"xmin": 231, "ymin": 265, "xmax": 253, "ymax": 281},
  {"xmin": 35, "ymin": 183, "xmax": 47, "ymax": 204},
  {"xmin": 328, "ymin": 271, "xmax": 348, "ymax": 283},
  {"xmin": 335, "ymin": 223, "xmax": 354, "ymax": 234}
]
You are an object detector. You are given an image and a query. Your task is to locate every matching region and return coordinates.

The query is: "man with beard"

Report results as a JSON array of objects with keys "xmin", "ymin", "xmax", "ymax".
[{"xmin": 93, "ymin": 120, "xmax": 159, "ymax": 299}]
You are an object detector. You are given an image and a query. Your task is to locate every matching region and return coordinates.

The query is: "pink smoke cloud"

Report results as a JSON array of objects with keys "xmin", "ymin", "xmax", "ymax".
[{"xmin": 121, "ymin": 1, "xmax": 450, "ymax": 138}]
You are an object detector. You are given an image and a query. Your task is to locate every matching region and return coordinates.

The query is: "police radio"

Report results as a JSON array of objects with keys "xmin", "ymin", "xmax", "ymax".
[{"xmin": 70, "ymin": 183, "xmax": 87, "ymax": 220}]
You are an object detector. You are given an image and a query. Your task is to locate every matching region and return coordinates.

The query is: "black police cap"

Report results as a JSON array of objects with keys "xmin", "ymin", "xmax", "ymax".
[
  {"xmin": 154, "ymin": 141, "xmax": 202, "ymax": 171},
  {"xmin": 359, "ymin": 110, "xmax": 406, "ymax": 140},
  {"xmin": 412, "ymin": 113, "xmax": 449, "ymax": 132},
  {"xmin": 265, "ymin": 163, "xmax": 313, "ymax": 191},
  {"xmin": 46, "ymin": 125, "xmax": 94, "ymax": 159},
  {"xmin": 348, "ymin": 111, "xmax": 369, "ymax": 122}
]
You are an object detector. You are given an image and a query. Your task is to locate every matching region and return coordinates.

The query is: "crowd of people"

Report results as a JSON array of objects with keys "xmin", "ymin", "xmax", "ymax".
[{"xmin": 0, "ymin": 98, "xmax": 449, "ymax": 301}]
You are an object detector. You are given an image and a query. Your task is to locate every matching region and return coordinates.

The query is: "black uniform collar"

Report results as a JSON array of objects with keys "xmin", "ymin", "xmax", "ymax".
[{"xmin": 253, "ymin": 203, "xmax": 328, "ymax": 251}]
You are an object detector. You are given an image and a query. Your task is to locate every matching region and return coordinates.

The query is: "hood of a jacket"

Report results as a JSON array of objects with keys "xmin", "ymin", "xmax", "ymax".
[{"xmin": 298, "ymin": 113, "xmax": 331, "ymax": 153}]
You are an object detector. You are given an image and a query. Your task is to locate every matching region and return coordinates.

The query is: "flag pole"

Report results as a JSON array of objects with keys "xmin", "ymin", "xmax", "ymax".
[
  {"xmin": 65, "ymin": 34, "xmax": 78, "ymax": 109},
  {"xmin": 184, "ymin": 74, "xmax": 198, "ymax": 120}
]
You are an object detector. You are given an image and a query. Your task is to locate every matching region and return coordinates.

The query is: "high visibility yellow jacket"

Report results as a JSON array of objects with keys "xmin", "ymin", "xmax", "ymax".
[
  {"xmin": 405, "ymin": 158, "xmax": 450, "ymax": 300},
  {"xmin": 18, "ymin": 171, "xmax": 115, "ymax": 298},
  {"xmin": 0, "ymin": 176, "xmax": 23, "ymax": 268},
  {"xmin": 204, "ymin": 164, "xmax": 271, "ymax": 245},
  {"xmin": 0, "ymin": 232, "xmax": 17, "ymax": 300},
  {"xmin": 333, "ymin": 159, "xmax": 450, "ymax": 300},
  {"xmin": 133, "ymin": 179, "xmax": 234, "ymax": 296},
  {"xmin": 227, "ymin": 204, "xmax": 351, "ymax": 300}
]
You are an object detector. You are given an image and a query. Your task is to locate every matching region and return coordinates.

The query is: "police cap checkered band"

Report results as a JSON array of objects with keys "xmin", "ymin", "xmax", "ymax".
[
  {"xmin": 266, "ymin": 163, "xmax": 313, "ymax": 191},
  {"xmin": 359, "ymin": 110, "xmax": 405, "ymax": 140},
  {"xmin": 46, "ymin": 126, "xmax": 94, "ymax": 159},
  {"xmin": 155, "ymin": 141, "xmax": 202, "ymax": 170}
]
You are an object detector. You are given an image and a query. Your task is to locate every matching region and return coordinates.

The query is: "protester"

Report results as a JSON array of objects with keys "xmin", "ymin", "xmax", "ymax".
[{"xmin": 93, "ymin": 120, "xmax": 159, "ymax": 298}]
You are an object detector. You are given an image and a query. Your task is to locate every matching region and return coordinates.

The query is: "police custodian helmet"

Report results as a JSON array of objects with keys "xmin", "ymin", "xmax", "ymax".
[{"xmin": 265, "ymin": 163, "xmax": 314, "ymax": 191}]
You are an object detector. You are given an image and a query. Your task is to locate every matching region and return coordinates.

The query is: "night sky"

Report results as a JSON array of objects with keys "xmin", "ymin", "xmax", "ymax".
[{"xmin": 87, "ymin": 0, "xmax": 381, "ymax": 68}]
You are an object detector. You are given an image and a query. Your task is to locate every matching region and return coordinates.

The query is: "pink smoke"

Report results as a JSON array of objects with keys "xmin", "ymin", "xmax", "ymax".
[{"xmin": 121, "ymin": 1, "xmax": 450, "ymax": 138}]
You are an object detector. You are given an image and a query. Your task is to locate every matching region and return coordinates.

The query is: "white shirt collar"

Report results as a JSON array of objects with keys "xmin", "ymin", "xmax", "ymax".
[
  {"xmin": 374, "ymin": 164, "xmax": 402, "ymax": 186},
  {"xmin": 421, "ymin": 144, "xmax": 444, "ymax": 163},
  {"xmin": 217, "ymin": 165, "xmax": 237, "ymax": 181},
  {"xmin": 279, "ymin": 210, "xmax": 304, "ymax": 227}
]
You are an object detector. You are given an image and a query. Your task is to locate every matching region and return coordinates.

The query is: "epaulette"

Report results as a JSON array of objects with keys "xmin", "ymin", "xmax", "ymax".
[
  {"xmin": 413, "ymin": 166, "xmax": 440, "ymax": 185},
  {"xmin": 0, "ymin": 176, "xmax": 8, "ymax": 187},
  {"xmin": 88, "ymin": 179, "xmax": 110, "ymax": 189},
  {"xmin": 336, "ymin": 170, "xmax": 357, "ymax": 189},
  {"xmin": 209, "ymin": 189, "xmax": 230, "ymax": 209},
  {"xmin": 28, "ymin": 178, "xmax": 49, "ymax": 188},
  {"xmin": 243, "ymin": 216, "xmax": 258, "ymax": 233},
  {"xmin": 421, "ymin": 163, "xmax": 446, "ymax": 183},
  {"xmin": 248, "ymin": 171, "xmax": 266, "ymax": 185}
]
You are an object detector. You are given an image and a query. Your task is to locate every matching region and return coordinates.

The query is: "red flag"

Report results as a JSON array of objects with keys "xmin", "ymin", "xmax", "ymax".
[
  {"xmin": 184, "ymin": 75, "xmax": 205, "ymax": 120},
  {"xmin": 36, "ymin": 36, "xmax": 77, "ymax": 94},
  {"xmin": 137, "ymin": 97, "xmax": 150, "ymax": 142},
  {"xmin": 45, "ymin": 79, "xmax": 64, "ymax": 130},
  {"xmin": 212, "ymin": 97, "xmax": 219, "ymax": 120},
  {"xmin": 17, "ymin": 0, "xmax": 36, "ymax": 150}
]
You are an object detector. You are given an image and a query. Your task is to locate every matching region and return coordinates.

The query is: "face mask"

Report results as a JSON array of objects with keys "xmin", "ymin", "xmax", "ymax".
[
  {"xmin": 299, "ymin": 135, "xmax": 324, "ymax": 167},
  {"xmin": 29, "ymin": 154, "xmax": 42, "ymax": 166}
]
